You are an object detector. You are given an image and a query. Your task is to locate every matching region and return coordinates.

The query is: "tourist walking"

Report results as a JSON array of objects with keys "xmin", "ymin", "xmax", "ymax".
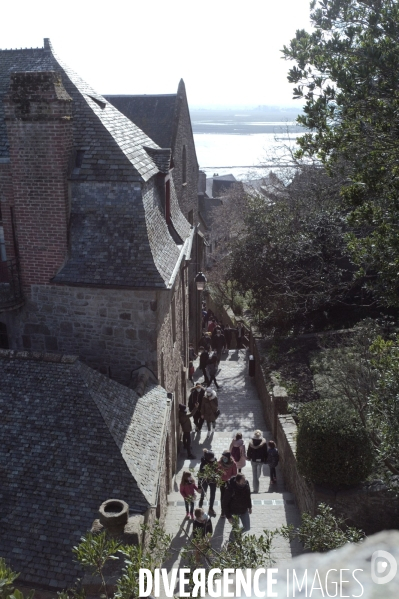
[
  {"xmin": 199, "ymin": 347, "xmax": 211, "ymax": 386},
  {"xmin": 218, "ymin": 450, "xmax": 237, "ymax": 517},
  {"xmin": 224, "ymin": 325, "xmax": 233, "ymax": 350},
  {"xmin": 188, "ymin": 383, "xmax": 205, "ymax": 432},
  {"xmin": 180, "ymin": 471, "xmax": 199, "ymax": 519},
  {"xmin": 208, "ymin": 318, "xmax": 217, "ymax": 334},
  {"xmin": 229, "ymin": 432, "xmax": 247, "ymax": 472},
  {"xmin": 198, "ymin": 449, "xmax": 218, "ymax": 517},
  {"xmin": 247, "ymin": 429, "xmax": 268, "ymax": 493},
  {"xmin": 201, "ymin": 389, "xmax": 219, "ymax": 438},
  {"xmin": 193, "ymin": 507, "xmax": 213, "ymax": 537},
  {"xmin": 235, "ymin": 322, "xmax": 247, "ymax": 349},
  {"xmin": 212, "ymin": 328, "xmax": 226, "ymax": 364},
  {"xmin": 189, "ymin": 343, "xmax": 197, "ymax": 362},
  {"xmin": 178, "ymin": 403, "xmax": 198, "ymax": 459},
  {"xmin": 206, "ymin": 351, "xmax": 220, "ymax": 389},
  {"xmin": 267, "ymin": 440, "xmax": 279, "ymax": 484},
  {"xmin": 199, "ymin": 333, "xmax": 212, "ymax": 352},
  {"xmin": 222, "ymin": 473, "xmax": 252, "ymax": 532}
]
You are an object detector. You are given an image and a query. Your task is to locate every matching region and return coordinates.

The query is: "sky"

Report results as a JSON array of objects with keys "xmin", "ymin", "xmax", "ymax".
[{"xmin": 1, "ymin": 0, "xmax": 313, "ymax": 107}]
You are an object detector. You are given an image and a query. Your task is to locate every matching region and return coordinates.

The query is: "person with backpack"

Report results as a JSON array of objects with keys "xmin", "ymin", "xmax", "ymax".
[
  {"xmin": 229, "ymin": 432, "xmax": 247, "ymax": 472},
  {"xmin": 222, "ymin": 473, "xmax": 252, "ymax": 532},
  {"xmin": 247, "ymin": 429, "xmax": 268, "ymax": 493},
  {"xmin": 201, "ymin": 388, "xmax": 219, "ymax": 438},
  {"xmin": 267, "ymin": 440, "xmax": 280, "ymax": 484},
  {"xmin": 217, "ymin": 450, "xmax": 237, "ymax": 517},
  {"xmin": 188, "ymin": 383, "xmax": 205, "ymax": 432},
  {"xmin": 180, "ymin": 471, "xmax": 199, "ymax": 519},
  {"xmin": 198, "ymin": 449, "xmax": 218, "ymax": 517}
]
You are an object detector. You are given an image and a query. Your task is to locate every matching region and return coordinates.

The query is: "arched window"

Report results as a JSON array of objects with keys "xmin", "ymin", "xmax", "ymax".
[{"xmin": 182, "ymin": 145, "xmax": 187, "ymax": 184}]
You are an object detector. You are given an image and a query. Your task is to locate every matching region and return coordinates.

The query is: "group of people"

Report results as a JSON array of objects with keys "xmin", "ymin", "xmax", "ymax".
[
  {"xmin": 179, "ymin": 305, "xmax": 279, "ymax": 538},
  {"xmin": 179, "ymin": 431, "xmax": 280, "ymax": 535}
]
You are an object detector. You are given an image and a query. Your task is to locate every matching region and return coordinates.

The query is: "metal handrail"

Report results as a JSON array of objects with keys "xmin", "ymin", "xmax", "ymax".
[{"xmin": 0, "ymin": 258, "xmax": 23, "ymax": 310}]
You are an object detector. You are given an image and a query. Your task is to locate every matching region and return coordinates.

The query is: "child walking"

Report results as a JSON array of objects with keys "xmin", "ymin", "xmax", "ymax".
[{"xmin": 180, "ymin": 471, "xmax": 199, "ymax": 519}]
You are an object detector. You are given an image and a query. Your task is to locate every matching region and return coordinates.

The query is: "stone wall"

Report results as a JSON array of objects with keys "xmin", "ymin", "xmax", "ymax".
[
  {"xmin": 1, "ymin": 284, "xmax": 157, "ymax": 384},
  {"xmin": 250, "ymin": 327, "xmax": 399, "ymax": 534}
]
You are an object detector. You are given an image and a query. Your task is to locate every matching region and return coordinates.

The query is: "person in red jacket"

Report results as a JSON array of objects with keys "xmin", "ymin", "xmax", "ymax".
[
  {"xmin": 180, "ymin": 471, "xmax": 200, "ymax": 519},
  {"xmin": 218, "ymin": 450, "xmax": 237, "ymax": 517}
]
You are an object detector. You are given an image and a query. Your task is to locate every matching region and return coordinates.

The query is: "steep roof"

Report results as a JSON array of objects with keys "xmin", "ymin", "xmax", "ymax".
[
  {"xmin": 0, "ymin": 39, "xmax": 192, "ymax": 288},
  {"xmin": 104, "ymin": 94, "xmax": 178, "ymax": 149},
  {"xmin": 0, "ymin": 349, "xmax": 169, "ymax": 589},
  {"xmin": 0, "ymin": 41, "xmax": 159, "ymax": 181}
]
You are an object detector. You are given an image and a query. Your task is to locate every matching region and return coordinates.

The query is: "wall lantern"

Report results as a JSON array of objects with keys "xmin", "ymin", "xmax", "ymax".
[{"xmin": 195, "ymin": 271, "xmax": 207, "ymax": 291}]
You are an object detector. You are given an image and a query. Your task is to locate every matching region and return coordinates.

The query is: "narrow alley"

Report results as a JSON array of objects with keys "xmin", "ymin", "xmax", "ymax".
[{"xmin": 161, "ymin": 348, "xmax": 303, "ymax": 589}]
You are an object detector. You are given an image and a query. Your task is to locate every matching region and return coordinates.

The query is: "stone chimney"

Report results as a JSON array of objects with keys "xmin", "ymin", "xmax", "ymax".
[{"xmin": 3, "ymin": 71, "xmax": 73, "ymax": 288}]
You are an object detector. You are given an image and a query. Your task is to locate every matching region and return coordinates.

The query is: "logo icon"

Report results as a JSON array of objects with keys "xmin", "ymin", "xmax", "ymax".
[{"xmin": 371, "ymin": 550, "xmax": 397, "ymax": 584}]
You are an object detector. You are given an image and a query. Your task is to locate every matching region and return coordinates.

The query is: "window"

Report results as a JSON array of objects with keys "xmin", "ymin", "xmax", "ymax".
[
  {"xmin": 182, "ymin": 145, "xmax": 187, "ymax": 184},
  {"xmin": 0, "ymin": 322, "xmax": 9, "ymax": 349}
]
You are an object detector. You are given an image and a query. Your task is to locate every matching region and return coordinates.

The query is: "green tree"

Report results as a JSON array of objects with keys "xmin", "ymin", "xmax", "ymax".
[
  {"xmin": 229, "ymin": 164, "xmax": 359, "ymax": 333},
  {"xmin": 282, "ymin": 0, "xmax": 399, "ymax": 304},
  {"xmin": 312, "ymin": 319, "xmax": 399, "ymax": 481}
]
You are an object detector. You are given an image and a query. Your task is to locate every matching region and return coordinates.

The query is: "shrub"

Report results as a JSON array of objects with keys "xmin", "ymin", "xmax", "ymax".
[
  {"xmin": 297, "ymin": 400, "xmax": 373, "ymax": 488},
  {"xmin": 281, "ymin": 503, "xmax": 365, "ymax": 552}
]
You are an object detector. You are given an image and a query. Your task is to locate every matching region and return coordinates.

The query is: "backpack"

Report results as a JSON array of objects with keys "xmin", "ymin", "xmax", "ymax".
[{"xmin": 231, "ymin": 445, "xmax": 241, "ymax": 463}]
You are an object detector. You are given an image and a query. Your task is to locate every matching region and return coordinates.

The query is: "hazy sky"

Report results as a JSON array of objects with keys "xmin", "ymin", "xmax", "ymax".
[{"xmin": 2, "ymin": 0, "xmax": 312, "ymax": 107}]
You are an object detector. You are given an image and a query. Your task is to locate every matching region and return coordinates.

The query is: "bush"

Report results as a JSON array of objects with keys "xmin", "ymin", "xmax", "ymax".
[
  {"xmin": 297, "ymin": 400, "xmax": 373, "ymax": 488},
  {"xmin": 281, "ymin": 503, "xmax": 365, "ymax": 552}
]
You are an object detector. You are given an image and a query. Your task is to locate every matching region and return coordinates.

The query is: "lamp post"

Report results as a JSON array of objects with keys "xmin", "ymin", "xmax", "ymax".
[{"xmin": 195, "ymin": 272, "xmax": 207, "ymax": 341}]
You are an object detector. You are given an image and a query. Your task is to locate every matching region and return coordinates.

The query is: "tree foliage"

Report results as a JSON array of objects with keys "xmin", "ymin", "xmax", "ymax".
[
  {"xmin": 281, "ymin": 503, "xmax": 365, "ymax": 552},
  {"xmin": 0, "ymin": 558, "xmax": 33, "ymax": 599},
  {"xmin": 282, "ymin": 0, "xmax": 399, "ymax": 304},
  {"xmin": 296, "ymin": 398, "xmax": 373, "ymax": 487},
  {"xmin": 313, "ymin": 319, "xmax": 399, "ymax": 482},
  {"xmin": 229, "ymin": 164, "xmax": 361, "ymax": 332}
]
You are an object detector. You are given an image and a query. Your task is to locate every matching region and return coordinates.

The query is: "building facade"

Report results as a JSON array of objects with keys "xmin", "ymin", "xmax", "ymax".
[{"xmin": 0, "ymin": 39, "xmax": 198, "ymax": 499}]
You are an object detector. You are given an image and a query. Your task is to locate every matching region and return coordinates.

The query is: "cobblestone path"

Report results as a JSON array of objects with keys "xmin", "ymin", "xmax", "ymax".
[{"xmin": 161, "ymin": 349, "xmax": 302, "ymax": 592}]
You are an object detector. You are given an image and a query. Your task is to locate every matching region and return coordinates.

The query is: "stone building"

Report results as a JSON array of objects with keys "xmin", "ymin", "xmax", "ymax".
[
  {"xmin": 0, "ymin": 349, "xmax": 172, "ymax": 591},
  {"xmin": 104, "ymin": 85, "xmax": 204, "ymax": 347},
  {"xmin": 0, "ymin": 38, "xmax": 200, "ymax": 529},
  {"xmin": 0, "ymin": 38, "xmax": 194, "ymax": 392}
]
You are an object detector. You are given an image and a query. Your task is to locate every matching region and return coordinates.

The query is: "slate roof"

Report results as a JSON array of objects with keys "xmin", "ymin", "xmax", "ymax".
[
  {"xmin": 0, "ymin": 349, "xmax": 169, "ymax": 589},
  {"xmin": 0, "ymin": 41, "xmax": 159, "ymax": 181},
  {"xmin": 103, "ymin": 94, "xmax": 178, "ymax": 149},
  {"xmin": 0, "ymin": 39, "xmax": 192, "ymax": 288}
]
